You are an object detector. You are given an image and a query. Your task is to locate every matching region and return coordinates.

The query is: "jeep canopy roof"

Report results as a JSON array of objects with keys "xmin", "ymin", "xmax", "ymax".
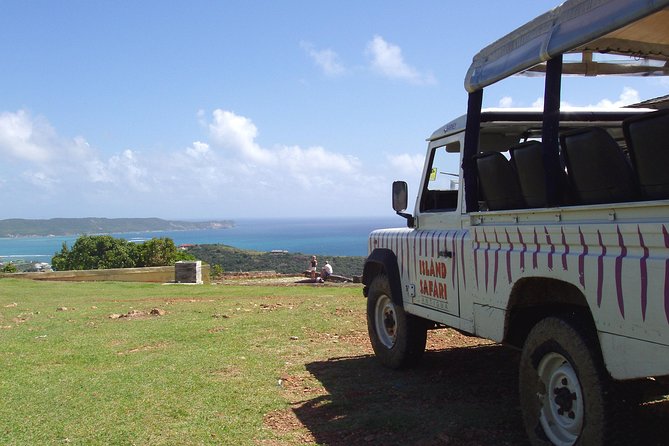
[{"xmin": 465, "ymin": 0, "xmax": 669, "ymax": 92}]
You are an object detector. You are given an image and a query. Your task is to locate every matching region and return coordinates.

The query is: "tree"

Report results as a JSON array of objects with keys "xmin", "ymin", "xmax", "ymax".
[
  {"xmin": 136, "ymin": 237, "xmax": 178, "ymax": 267},
  {"xmin": 53, "ymin": 235, "xmax": 136, "ymax": 270},
  {"xmin": 211, "ymin": 264, "xmax": 224, "ymax": 279},
  {"xmin": 51, "ymin": 242, "xmax": 70, "ymax": 271},
  {"xmin": 52, "ymin": 235, "xmax": 195, "ymax": 271},
  {"xmin": 1, "ymin": 262, "xmax": 17, "ymax": 273}
]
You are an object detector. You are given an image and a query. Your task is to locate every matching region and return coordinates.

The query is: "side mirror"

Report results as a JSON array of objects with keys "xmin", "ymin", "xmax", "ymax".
[
  {"xmin": 392, "ymin": 181, "xmax": 408, "ymax": 212},
  {"xmin": 392, "ymin": 181, "xmax": 415, "ymax": 227}
]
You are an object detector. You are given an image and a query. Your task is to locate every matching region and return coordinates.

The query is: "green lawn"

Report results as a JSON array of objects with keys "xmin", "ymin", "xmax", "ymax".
[{"xmin": 0, "ymin": 279, "xmax": 366, "ymax": 445}]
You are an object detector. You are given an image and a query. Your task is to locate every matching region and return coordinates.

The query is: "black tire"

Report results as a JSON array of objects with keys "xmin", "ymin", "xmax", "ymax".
[
  {"xmin": 519, "ymin": 316, "xmax": 612, "ymax": 446},
  {"xmin": 366, "ymin": 273, "xmax": 427, "ymax": 369}
]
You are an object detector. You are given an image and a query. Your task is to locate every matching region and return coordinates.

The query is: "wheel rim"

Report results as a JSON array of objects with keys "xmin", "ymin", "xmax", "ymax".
[
  {"xmin": 536, "ymin": 352, "xmax": 584, "ymax": 446},
  {"xmin": 374, "ymin": 293, "xmax": 397, "ymax": 349}
]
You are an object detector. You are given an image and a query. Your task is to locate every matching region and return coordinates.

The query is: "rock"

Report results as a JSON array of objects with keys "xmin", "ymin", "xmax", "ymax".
[{"xmin": 124, "ymin": 310, "xmax": 144, "ymax": 317}]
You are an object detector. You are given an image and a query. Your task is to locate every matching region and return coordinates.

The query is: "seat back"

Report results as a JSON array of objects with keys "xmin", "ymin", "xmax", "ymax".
[
  {"xmin": 475, "ymin": 152, "xmax": 525, "ymax": 211},
  {"xmin": 510, "ymin": 141, "xmax": 573, "ymax": 207},
  {"xmin": 623, "ymin": 109, "xmax": 669, "ymax": 200},
  {"xmin": 560, "ymin": 127, "xmax": 638, "ymax": 205},
  {"xmin": 510, "ymin": 141, "xmax": 548, "ymax": 208}
]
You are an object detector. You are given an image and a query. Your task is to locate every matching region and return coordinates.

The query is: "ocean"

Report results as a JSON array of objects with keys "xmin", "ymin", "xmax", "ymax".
[{"xmin": 0, "ymin": 216, "xmax": 404, "ymax": 264}]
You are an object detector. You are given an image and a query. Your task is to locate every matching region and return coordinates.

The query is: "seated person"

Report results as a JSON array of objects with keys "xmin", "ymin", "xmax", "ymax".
[{"xmin": 320, "ymin": 261, "xmax": 333, "ymax": 282}]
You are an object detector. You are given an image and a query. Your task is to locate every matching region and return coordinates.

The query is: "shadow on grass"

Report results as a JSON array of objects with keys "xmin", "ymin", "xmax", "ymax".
[{"xmin": 295, "ymin": 345, "xmax": 669, "ymax": 446}]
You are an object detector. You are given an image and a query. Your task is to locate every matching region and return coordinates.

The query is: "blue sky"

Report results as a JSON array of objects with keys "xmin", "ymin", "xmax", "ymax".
[{"xmin": 1, "ymin": 1, "xmax": 667, "ymax": 220}]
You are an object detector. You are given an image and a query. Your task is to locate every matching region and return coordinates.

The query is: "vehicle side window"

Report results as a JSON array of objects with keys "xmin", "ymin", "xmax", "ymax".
[{"xmin": 420, "ymin": 145, "xmax": 460, "ymax": 212}]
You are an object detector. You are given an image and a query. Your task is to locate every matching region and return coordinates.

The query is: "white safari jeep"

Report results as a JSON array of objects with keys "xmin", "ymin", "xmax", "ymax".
[{"xmin": 362, "ymin": 1, "xmax": 669, "ymax": 445}]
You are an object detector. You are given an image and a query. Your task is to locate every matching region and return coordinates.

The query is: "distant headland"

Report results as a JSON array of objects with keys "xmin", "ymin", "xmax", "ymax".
[{"xmin": 0, "ymin": 218, "xmax": 234, "ymax": 238}]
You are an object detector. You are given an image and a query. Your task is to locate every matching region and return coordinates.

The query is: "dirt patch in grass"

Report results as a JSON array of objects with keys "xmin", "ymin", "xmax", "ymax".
[
  {"xmin": 215, "ymin": 274, "xmax": 361, "ymax": 287},
  {"xmin": 116, "ymin": 342, "xmax": 170, "ymax": 356},
  {"xmin": 101, "ymin": 297, "xmax": 218, "ymax": 304}
]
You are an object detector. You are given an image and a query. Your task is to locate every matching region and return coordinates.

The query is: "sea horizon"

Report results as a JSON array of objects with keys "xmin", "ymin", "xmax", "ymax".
[{"xmin": 0, "ymin": 216, "xmax": 406, "ymax": 263}]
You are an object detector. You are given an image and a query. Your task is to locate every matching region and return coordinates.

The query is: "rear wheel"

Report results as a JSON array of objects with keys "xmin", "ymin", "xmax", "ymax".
[
  {"xmin": 366, "ymin": 274, "xmax": 427, "ymax": 369},
  {"xmin": 519, "ymin": 316, "xmax": 611, "ymax": 446}
]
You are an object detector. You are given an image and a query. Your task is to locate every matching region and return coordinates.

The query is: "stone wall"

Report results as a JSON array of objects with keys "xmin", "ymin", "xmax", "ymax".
[{"xmin": 1, "ymin": 264, "xmax": 211, "ymax": 284}]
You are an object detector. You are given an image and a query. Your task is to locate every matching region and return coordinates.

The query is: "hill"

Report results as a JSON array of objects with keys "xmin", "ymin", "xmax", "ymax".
[
  {"xmin": 186, "ymin": 244, "xmax": 366, "ymax": 278},
  {"xmin": 0, "ymin": 218, "xmax": 234, "ymax": 237}
]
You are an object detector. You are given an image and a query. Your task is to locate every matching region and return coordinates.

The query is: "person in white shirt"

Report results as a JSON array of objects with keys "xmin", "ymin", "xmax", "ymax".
[{"xmin": 320, "ymin": 261, "xmax": 333, "ymax": 282}]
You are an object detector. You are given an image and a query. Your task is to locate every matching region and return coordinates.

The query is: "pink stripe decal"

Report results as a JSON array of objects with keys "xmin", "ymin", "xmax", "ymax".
[
  {"xmin": 505, "ymin": 229, "xmax": 513, "ymax": 284},
  {"xmin": 399, "ymin": 232, "xmax": 405, "ymax": 277},
  {"xmin": 663, "ymin": 226, "xmax": 669, "ymax": 324},
  {"xmin": 451, "ymin": 233, "xmax": 457, "ymax": 289},
  {"xmin": 545, "ymin": 226, "xmax": 554, "ymax": 270},
  {"xmin": 578, "ymin": 227, "xmax": 588, "ymax": 288},
  {"xmin": 474, "ymin": 229, "xmax": 480, "ymax": 290},
  {"xmin": 405, "ymin": 232, "xmax": 410, "ymax": 279},
  {"xmin": 484, "ymin": 230, "xmax": 490, "ymax": 292},
  {"xmin": 413, "ymin": 231, "xmax": 418, "ymax": 282},
  {"xmin": 638, "ymin": 226, "xmax": 648, "ymax": 321},
  {"xmin": 517, "ymin": 228, "xmax": 526, "ymax": 271},
  {"xmin": 399, "ymin": 232, "xmax": 404, "ymax": 277},
  {"xmin": 561, "ymin": 227, "xmax": 569, "ymax": 271},
  {"xmin": 532, "ymin": 227, "xmax": 539, "ymax": 270},
  {"xmin": 402, "ymin": 232, "xmax": 407, "ymax": 277},
  {"xmin": 596, "ymin": 230, "xmax": 606, "ymax": 308},
  {"xmin": 615, "ymin": 226, "xmax": 626, "ymax": 318},
  {"xmin": 492, "ymin": 229, "xmax": 502, "ymax": 293},
  {"xmin": 461, "ymin": 231, "xmax": 467, "ymax": 290},
  {"xmin": 429, "ymin": 231, "xmax": 435, "ymax": 259}
]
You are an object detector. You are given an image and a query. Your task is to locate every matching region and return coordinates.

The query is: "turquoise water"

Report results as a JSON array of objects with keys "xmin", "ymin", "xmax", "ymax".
[{"xmin": 0, "ymin": 217, "xmax": 403, "ymax": 263}]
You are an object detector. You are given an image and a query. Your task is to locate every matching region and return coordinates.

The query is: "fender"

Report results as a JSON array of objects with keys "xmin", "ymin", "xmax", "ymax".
[{"xmin": 362, "ymin": 248, "xmax": 404, "ymax": 306}]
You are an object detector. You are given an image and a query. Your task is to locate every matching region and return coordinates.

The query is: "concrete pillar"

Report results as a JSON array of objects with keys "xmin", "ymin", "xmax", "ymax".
[{"xmin": 175, "ymin": 261, "xmax": 202, "ymax": 284}]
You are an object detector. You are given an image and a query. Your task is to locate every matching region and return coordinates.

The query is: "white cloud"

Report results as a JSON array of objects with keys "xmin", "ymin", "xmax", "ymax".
[
  {"xmin": 301, "ymin": 41, "xmax": 346, "ymax": 77},
  {"xmin": 21, "ymin": 170, "xmax": 60, "ymax": 190},
  {"xmin": 593, "ymin": 87, "xmax": 640, "ymax": 108},
  {"xmin": 0, "ymin": 107, "xmax": 397, "ymax": 218},
  {"xmin": 107, "ymin": 149, "xmax": 149, "ymax": 191},
  {"xmin": 365, "ymin": 35, "xmax": 435, "ymax": 85},
  {"xmin": 387, "ymin": 153, "xmax": 424, "ymax": 177},
  {"xmin": 196, "ymin": 109, "xmax": 376, "ymax": 211},
  {"xmin": 208, "ymin": 109, "xmax": 274, "ymax": 164},
  {"xmin": 532, "ymin": 87, "xmax": 642, "ymax": 110},
  {"xmin": 0, "ymin": 110, "xmax": 53, "ymax": 163},
  {"xmin": 499, "ymin": 96, "xmax": 514, "ymax": 108},
  {"xmin": 205, "ymin": 109, "xmax": 361, "ymax": 176},
  {"xmin": 185, "ymin": 141, "xmax": 212, "ymax": 159}
]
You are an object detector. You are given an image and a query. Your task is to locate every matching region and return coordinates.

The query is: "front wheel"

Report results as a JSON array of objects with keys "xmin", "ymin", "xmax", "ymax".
[
  {"xmin": 366, "ymin": 274, "xmax": 427, "ymax": 369},
  {"xmin": 519, "ymin": 316, "xmax": 612, "ymax": 446}
]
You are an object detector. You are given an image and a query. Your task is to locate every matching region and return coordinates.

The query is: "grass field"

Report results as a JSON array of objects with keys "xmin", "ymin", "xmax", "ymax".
[
  {"xmin": 0, "ymin": 278, "xmax": 368, "ymax": 445},
  {"xmin": 2, "ymin": 278, "xmax": 668, "ymax": 446}
]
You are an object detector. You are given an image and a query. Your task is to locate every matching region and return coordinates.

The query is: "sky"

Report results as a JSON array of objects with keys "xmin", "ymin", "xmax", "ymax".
[{"xmin": 1, "ymin": 1, "xmax": 667, "ymax": 220}]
